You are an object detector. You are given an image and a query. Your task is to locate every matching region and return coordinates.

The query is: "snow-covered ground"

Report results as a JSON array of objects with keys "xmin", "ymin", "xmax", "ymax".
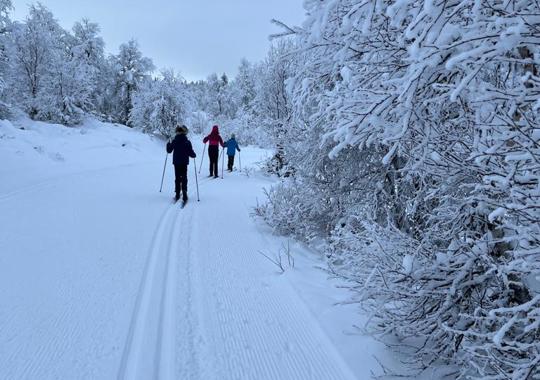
[{"xmin": 0, "ymin": 119, "xmax": 391, "ymax": 379}]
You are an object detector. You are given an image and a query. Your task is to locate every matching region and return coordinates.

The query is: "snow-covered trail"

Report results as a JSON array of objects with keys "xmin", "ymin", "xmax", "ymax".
[
  {"xmin": 0, "ymin": 122, "xmax": 364, "ymax": 379},
  {"xmin": 117, "ymin": 147, "xmax": 357, "ymax": 380},
  {"xmin": 0, "ymin": 160, "xmax": 170, "ymax": 379}
]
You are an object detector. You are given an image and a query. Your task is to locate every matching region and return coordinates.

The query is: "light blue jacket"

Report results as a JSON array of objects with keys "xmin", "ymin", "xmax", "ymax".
[{"xmin": 225, "ymin": 138, "xmax": 240, "ymax": 156}]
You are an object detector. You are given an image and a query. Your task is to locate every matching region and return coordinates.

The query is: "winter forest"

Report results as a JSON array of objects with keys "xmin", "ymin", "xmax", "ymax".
[{"xmin": 1, "ymin": 0, "xmax": 539, "ymax": 379}]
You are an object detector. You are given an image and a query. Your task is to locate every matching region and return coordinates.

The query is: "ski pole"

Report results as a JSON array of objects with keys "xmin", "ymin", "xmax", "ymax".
[
  {"xmin": 193, "ymin": 157, "xmax": 200, "ymax": 201},
  {"xmin": 221, "ymin": 147, "xmax": 225, "ymax": 179},
  {"xmin": 238, "ymin": 151, "xmax": 241, "ymax": 171},
  {"xmin": 218, "ymin": 147, "xmax": 223, "ymax": 175},
  {"xmin": 159, "ymin": 151, "xmax": 169, "ymax": 192},
  {"xmin": 198, "ymin": 143, "xmax": 206, "ymax": 174}
]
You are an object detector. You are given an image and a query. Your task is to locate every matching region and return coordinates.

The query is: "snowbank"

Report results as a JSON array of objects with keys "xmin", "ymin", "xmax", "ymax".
[{"xmin": 0, "ymin": 117, "xmax": 163, "ymax": 195}]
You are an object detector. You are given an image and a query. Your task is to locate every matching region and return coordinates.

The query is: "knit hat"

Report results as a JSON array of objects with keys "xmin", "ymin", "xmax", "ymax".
[{"xmin": 176, "ymin": 125, "xmax": 188, "ymax": 135}]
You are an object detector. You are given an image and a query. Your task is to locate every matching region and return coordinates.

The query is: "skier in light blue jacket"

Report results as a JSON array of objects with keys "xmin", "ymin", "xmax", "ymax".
[{"xmin": 224, "ymin": 134, "xmax": 241, "ymax": 172}]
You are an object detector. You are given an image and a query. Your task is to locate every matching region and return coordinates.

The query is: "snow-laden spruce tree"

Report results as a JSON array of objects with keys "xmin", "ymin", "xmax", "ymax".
[{"xmin": 264, "ymin": 0, "xmax": 540, "ymax": 378}]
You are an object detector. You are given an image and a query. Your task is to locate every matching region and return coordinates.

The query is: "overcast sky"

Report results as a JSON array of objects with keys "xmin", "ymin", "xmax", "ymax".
[{"xmin": 10, "ymin": 0, "xmax": 305, "ymax": 81}]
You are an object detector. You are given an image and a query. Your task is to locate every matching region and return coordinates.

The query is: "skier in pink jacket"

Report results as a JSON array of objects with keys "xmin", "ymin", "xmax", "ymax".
[{"xmin": 203, "ymin": 125, "xmax": 225, "ymax": 178}]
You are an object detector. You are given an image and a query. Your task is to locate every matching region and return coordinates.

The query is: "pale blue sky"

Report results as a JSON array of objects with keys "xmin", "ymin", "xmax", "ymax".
[{"xmin": 11, "ymin": 0, "xmax": 305, "ymax": 81}]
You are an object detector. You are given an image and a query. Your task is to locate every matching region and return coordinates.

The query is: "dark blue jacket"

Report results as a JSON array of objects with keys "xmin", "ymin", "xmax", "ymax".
[
  {"xmin": 224, "ymin": 138, "xmax": 240, "ymax": 156},
  {"xmin": 166, "ymin": 134, "xmax": 196, "ymax": 165}
]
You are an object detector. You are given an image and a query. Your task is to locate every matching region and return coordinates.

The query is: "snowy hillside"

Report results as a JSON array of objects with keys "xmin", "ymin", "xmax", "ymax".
[
  {"xmin": 0, "ymin": 118, "xmax": 163, "ymax": 195},
  {"xmin": 0, "ymin": 119, "xmax": 393, "ymax": 379}
]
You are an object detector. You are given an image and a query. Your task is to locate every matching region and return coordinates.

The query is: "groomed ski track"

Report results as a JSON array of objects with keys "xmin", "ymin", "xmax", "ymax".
[
  {"xmin": 0, "ymin": 141, "xmax": 358, "ymax": 379},
  {"xmin": 117, "ymin": 165, "xmax": 357, "ymax": 380}
]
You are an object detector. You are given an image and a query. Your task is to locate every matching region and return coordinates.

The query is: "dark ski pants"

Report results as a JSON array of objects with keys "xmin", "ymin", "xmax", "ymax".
[
  {"xmin": 208, "ymin": 145, "xmax": 219, "ymax": 177},
  {"xmin": 227, "ymin": 155, "xmax": 235, "ymax": 171},
  {"xmin": 174, "ymin": 164, "xmax": 188, "ymax": 200}
]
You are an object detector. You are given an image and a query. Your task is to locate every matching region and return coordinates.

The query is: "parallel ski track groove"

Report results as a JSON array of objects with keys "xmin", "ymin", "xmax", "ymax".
[
  {"xmin": 157, "ymin": 205, "xmax": 183, "ymax": 379},
  {"xmin": 117, "ymin": 200, "xmax": 182, "ymax": 380}
]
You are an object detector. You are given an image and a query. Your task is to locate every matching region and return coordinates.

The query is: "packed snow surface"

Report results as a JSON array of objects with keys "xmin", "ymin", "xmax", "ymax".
[{"xmin": 0, "ymin": 119, "xmax": 389, "ymax": 379}]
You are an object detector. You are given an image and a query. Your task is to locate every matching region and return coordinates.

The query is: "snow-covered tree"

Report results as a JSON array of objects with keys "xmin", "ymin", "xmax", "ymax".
[
  {"xmin": 204, "ymin": 72, "xmax": 237, "ymax": 119},
  {"xmin": 112, "ymin": 39, "xmax": 154, "ymax": 126},
  {"xmin": 44, "ymin": 18, "xmax": 107, "ymax": 124},
  {"xmin": 94, "ymin": 55, "xmax": 119, "ymax": 121},
  {"xmin": 235, "ymin": 58, "xmax": 257, "ymax": 111},
  {"xmin": 6, "ymin": 5, "xmax": 109, "ymax": 124},
  {"xmin": 8, "ymin": 4, "xmax": 64, "ymax": 120},
  {"xmin": 0, "ymin": 0, "xmax": 13, "ymax": 117},
  {"xmin": 130, "ymin": 69, "xmax": 192, "ymax": 137},
  {"xmin": 0, "ymin": 0, "xmax": 11, "ymax": 34},
  {"xmin": 253, "ymin": 40, "xmax": 297, "ymax": 172},
  {"xmin": 69, "ymin": 19, "xmax": 105, "ymax": 114},
  {"xmin": 186, "ymin": 109, "xmax": 210, "ymax": 135},
  {"xmin": 262, "ymin": 0, "xmax": 540, "ymax": 378}
]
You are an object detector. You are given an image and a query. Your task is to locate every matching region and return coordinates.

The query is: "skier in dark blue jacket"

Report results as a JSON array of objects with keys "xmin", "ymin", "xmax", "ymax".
[
  {"xmin": 166, "ymin": 125, "xmax": 196, "ymax": 202},
  {"xmin": 224, "ymin": 134, "xmax": 241, "ymax": 172}
]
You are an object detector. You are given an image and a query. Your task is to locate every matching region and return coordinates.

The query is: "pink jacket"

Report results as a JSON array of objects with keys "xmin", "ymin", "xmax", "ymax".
[{"xmin": 203, "ymin": 125, "xmax": 224, "ymax": 147}]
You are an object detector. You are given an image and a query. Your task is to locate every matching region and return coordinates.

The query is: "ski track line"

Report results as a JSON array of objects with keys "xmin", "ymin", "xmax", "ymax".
[
  {"xmin": 2, "ymin": 164, "xmax": 186, "ymax": 379},
  {"xmin": 157, "ymin": 202, "xmax": 185, "ymax": 380},
  {"xmin": 119, "ymin": 199, "xmax": 201, "ymax": 380},
  {"xmin": 117, "ymin": 201, "xmax": 180, "ymax": 380}
]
